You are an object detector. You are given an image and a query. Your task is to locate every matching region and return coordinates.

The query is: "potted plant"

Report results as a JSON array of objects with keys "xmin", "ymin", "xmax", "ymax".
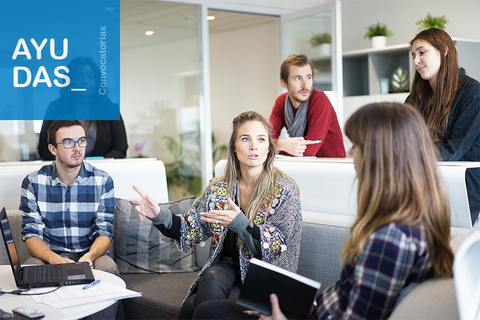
[
  {"xmin": 364, "ymin": 22, "xmax": 393, "ymax": 49},
  {"xmin": 416, "ymin": 13, "xmax": 448, "ymax": 30},
  {"xmin": 309, "ymin": 33, "xmax": 332, "ymax": 56},
  {"xmin": 162, "ymin": 131, "xmax": 227, "ymax": 198}
]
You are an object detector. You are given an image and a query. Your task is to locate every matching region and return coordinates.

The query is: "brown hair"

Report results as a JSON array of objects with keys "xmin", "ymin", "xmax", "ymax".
[
  {"xmin": 280, "ymin": 54, "xmax": 314, "ymax": 84},
  {"xmin": 343, "ymin": 102, "xmax": 453, "ymax": 277},
  {"xmin": 409, "ymin": 28, "xmax": 459, "ymax": 143},
  {"xmin": 47, "ymin": 120, "xmax": 84, "ymax": 146}
]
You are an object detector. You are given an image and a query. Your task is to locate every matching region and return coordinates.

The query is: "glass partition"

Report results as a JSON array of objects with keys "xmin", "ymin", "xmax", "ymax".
[
  {"xmin": 0, "ymin": 1, "xmax": 206, "ymax": 200},
  {"xmin": 282, "ymin": 12, "xmax": 333, "ymax": 93},
  {"xmin": 280, "ymin": 1, "xmax": 342, "ymax": 122},
  {"xmin": 121, "ymin": 0, "xmax": 204, "ymax": 200}
]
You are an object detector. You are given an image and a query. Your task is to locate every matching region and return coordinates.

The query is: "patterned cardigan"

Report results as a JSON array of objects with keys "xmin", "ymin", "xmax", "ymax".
[{"xmin": 176, "ymin": 173, "xmax": 302, "ymax": 303}]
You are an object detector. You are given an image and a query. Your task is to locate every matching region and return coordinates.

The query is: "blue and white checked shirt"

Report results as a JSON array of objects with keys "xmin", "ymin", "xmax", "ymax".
[
  {"xmin": 313, "ymin": 222, "xmax": 434, "ymax": 320},
  {"xmin": 20, "ymin": 162, "xmax": 115, "ymax": 255}
]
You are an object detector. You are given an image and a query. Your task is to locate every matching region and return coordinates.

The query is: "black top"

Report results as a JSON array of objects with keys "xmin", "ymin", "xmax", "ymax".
[
  {"xmin": 38, "ymin": 117, "xmax": 128, "ymax": 160},
  {"xmin": 158, "ymin": 199, "xmax": 261, "ymax": 262},
  {"xmin": 407, "ymin": 68, "xmax": 480, "ymax": 223}
]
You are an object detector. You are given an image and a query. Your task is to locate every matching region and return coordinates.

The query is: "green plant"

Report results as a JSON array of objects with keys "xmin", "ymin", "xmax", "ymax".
[
  {"xmin": 162, "ymin": 131, "xmax": 228, "ymax": 197},
  {"xmin": 309, "ymin": 33, "xmax": 331, "ymax": 47},
  {"xmin": 162, "ymin": 131, "xmax": 202, "ymax": 196},
  {"xmin": 364, "ymin": 22, "xmax": 393, "ymax": 39},
  {"xmin": 416, "ymin": 13, "xmax": 448, "ymax": 30}
]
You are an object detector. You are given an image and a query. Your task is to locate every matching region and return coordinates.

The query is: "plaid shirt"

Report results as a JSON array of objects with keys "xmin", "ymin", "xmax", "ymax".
[
  {"xmin": 20, "ymin": 162, "xmax": 115, "ymax": 255},
  {"xmin": 313, "ymin": 222, "xmax": 433, "ymax": 319}
]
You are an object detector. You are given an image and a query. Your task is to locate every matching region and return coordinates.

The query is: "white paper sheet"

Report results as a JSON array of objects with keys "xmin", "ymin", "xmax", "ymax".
[{"xmin": 29, "ymin": 282, "xmax": 142, "ymax": 309}]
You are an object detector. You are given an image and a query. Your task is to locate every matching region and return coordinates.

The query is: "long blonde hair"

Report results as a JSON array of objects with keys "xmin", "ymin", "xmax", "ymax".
[
  {"xmin": 343, "ymin": 102, "xmax": 453, "ymax": 277},
  {"xmin": 201, "ymin": 111, "xmax": 284, "ymax": 221}
]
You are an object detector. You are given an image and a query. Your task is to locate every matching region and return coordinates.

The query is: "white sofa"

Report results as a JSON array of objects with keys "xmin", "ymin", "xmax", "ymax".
[
  {"xmin": 0, "ymin": 157, "xmax": 476, "ymax": 319},
  {"xmin": 0, "ymin": 158, "xmax": 168, "ymax": 210}
]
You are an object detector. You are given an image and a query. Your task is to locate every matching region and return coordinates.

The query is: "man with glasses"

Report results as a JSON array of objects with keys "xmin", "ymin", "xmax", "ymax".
[{"xmin": 19, "ymin": 120, "xmax": 118, "ymax": 275}]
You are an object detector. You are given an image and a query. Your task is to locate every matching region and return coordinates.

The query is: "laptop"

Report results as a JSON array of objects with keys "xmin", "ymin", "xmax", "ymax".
[{"xmin": 0, "ymin": 207, "xmax": 95, "ymax": 289}]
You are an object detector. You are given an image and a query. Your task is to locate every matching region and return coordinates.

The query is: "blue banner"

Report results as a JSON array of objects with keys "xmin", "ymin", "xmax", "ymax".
[{"xmin": 0, "ymin": 0, "xmax": 120, "ymax": 120}]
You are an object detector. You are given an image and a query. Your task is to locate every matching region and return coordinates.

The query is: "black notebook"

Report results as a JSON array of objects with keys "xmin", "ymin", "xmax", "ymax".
[
  {"xmin": 237, "ymin": 258, "xmax": 321, "ymax": 319},
  {"xmin": 0, "ymin": 207, "xmax": 95, "ymax": 289}
]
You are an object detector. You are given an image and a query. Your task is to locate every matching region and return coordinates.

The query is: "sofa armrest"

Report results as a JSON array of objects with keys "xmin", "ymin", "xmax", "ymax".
[
  {"xmin": 0, "ymin": 210, "xmax": 30, "ymax": 265},
  {"xmin": 388, "ymin": 278, "xmax": 458, "ymax": 319}
]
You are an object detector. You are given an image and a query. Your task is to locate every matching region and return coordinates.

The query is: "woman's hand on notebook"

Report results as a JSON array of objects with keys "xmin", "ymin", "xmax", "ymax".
[{"xmin": 259, "ymin": 294, "xmax": 287, "ymax": 320}]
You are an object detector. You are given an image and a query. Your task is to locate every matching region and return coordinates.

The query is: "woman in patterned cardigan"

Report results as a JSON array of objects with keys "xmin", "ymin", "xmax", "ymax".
[{"xmin": 128, "ymin": 111, "xmax": 302, "ymax": 319}]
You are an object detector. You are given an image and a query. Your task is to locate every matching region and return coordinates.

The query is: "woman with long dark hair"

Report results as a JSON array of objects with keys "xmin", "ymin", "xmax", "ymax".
[
  {"xmin": 407, "ymin": 27, "xmax": 480, "ymax": 225},
  {"xmin": 310, "ymin": 103, "xmax": 453, "ymax": 319}
]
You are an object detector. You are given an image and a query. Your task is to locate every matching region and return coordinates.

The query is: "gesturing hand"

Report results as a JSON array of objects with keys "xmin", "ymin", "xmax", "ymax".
[
  {"xmin": 125, "ymin": 185, "xmax": 160, "ymax": 220},
  {"xmin": 200, "ymin": 198, "xmax": 240, "ymax": 227},
  {"xmin": 277, "ymin": 137, "xmax": 315, "ymax": 157}
]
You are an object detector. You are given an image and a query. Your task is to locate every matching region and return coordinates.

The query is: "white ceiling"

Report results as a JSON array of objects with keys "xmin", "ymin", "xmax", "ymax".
[
  {"xmin": 120, "ymin": 0, "xmax": 282, "ymax": 50},
  {"xmin": 121, "ymin": 1, "xmax": 199, "ymax": 50},
  {"xmin": 120, "ymin": 0, "xmax": 336, "ymax": 50},
  {"xmin": 208, "ymin": 9, "xmax": 277, "ymax": 34},
  {"xmin": 203, "ymin": 0, "xmax": 326, "ymax": 11}
]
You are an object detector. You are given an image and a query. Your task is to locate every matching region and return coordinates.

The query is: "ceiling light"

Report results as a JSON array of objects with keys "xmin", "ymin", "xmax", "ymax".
[
  {"xmin": 206, "ymin": 15, "xmax": 215, "ymax": 21},
  {"xmin": 145, "ymin": 31, "xmax": 154, "ymax": 36}
]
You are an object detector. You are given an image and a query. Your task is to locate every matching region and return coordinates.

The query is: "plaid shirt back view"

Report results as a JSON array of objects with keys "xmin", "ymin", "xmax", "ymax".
[{"xmin": 313, "ymin": 222, "xmax": 433, "ymax": 319}]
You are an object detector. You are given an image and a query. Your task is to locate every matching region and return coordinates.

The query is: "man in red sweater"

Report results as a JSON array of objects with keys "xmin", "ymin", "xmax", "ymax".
[{"xmin": 269, "ymin": 54, "xmax": 345, "ymax": 157}]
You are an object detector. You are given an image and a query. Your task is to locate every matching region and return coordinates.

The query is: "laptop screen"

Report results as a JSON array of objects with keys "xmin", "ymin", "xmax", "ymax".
[{"xmin": 0, "ymin": 207, "xmax": 22, "ymax": 284}]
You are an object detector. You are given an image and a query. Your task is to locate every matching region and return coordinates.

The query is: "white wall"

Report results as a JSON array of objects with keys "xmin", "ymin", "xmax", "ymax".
[
  {"xmin": 341, "ymin": 0, "xmax": 480, "ymax": 52},
  {"xmin": 209, "ymin": 21, "xmax": 280, "ymax": 148}
]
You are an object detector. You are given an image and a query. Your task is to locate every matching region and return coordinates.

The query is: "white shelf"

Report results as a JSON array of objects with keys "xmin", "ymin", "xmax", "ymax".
[
  {"xmin": 342, "ymin": 43, "xmax": 412, "ymax": 97},
  {"xmin": 343, "ymin": 43, "xmax": 409, "ymax": 57},
  {"xmin": 339, "ymin": 38, "xmax": 480, "ymax": 131}
]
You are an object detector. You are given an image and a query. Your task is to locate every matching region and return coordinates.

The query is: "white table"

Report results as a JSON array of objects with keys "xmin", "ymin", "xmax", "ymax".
[{"xmin": 0, "ymin": 265, "xmax": 125, "ymax": 319}]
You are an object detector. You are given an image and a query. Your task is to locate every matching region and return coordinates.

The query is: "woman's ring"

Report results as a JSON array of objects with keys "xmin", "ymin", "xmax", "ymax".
[{"xmin": 215, "ymin": 219, "xmax": 220, "ymax": 224}]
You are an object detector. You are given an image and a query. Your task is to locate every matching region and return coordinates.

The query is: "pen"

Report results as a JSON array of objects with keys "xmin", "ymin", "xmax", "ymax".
[{"xmin": 83, "ymin": 279, "xmax": 100, "ymax": 290}]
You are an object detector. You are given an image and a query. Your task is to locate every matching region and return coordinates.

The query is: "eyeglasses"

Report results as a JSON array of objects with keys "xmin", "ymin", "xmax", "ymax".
[{"xmin": 55, "ymin": 138, "xmax": 88, "ymax": 149}]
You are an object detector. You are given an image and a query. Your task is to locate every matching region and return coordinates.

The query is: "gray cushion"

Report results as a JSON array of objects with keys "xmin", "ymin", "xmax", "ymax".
[
  {"xmin": 298, "ymin": 211, "xmax": 352, "ymax": 288},
  {"xmin": 114, "ymin": 198, "xmax": 196, "ymax": 274}
]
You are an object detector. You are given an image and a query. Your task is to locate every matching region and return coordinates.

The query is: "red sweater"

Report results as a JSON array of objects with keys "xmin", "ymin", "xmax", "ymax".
[{"xmin": 269, "ymin": 89, "xmax": 345, "ymax": 158}]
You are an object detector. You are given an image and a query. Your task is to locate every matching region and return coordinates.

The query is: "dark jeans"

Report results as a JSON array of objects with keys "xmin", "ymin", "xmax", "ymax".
[
  {"xmin": 179, "ymin": 261, "xmax": 241, "ymax": 320},
  {"xmin": 192, "ymin": 299, "xmax": 256, "ymax": 319}
]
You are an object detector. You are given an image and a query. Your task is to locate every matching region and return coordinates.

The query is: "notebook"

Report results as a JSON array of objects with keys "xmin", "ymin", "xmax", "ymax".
[
  {"xmin": 0, "ymin": 207, "xmax": 95, "ymax": 289},
  {"xmin": 237, "ymin": 258, "xmax": 321, "ymax": 319}
]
